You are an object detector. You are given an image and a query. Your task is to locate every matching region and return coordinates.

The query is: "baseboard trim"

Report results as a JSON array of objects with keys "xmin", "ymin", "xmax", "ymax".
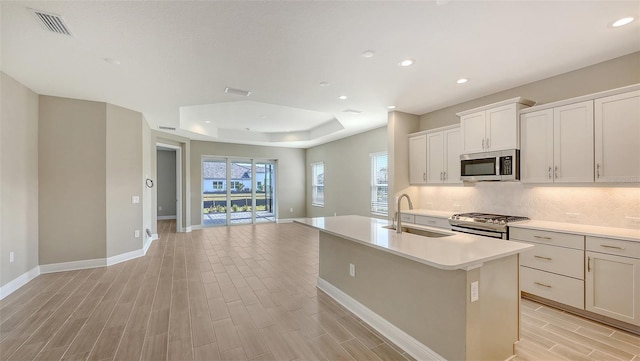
[
  {"xmin": 157, "ymin": 215, "xmax": 177, "ymax": 220},
  {"xmin": 316, "ymin": 277, "xmax": 446, "ymax": 361},
  {"xmin": 276, "ymin": 218, "xmax": 295, "ymax": 223},
  {"xmin": 0, "ymin": 266, "xmax": 41, "ymax": 300},
  {"xmin": 40, "ymin": 258, "xmax": 107, "ymax": 274},
  {"xmin": 107, "ymin": 249, "xmax": 143, "ymax": 266},
  {"xmin": 185, "ymin": 226, "xmax": 192, "ymax": 232}
]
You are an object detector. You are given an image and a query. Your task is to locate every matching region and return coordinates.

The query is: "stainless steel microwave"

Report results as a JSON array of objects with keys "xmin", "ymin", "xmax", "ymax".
[{"xmin": 460, "ymin": 149, "xmax": 520, "ymax": 182}]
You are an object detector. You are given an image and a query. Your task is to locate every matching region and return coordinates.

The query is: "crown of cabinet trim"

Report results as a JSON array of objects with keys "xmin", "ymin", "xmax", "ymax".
[
  {"xmin": 455, "ymin": 97, "xmax": 536, "ymax": 117},
  {"xmin": 521, "ymin": 83, "xmax": 640, "ymax": 114},
  {"xmin": 408, "ymin": 124, "xmax": 460, "ymax": 138}
]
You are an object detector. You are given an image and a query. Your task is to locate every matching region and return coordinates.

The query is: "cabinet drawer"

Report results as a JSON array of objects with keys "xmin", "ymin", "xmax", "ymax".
[
  {"xmin": 400, "ymin": 213, "xmax": 415, "ymax": 223},
  {"xmin": 519, "ymin": 242, "xmax": 584, "ymax": 279},
  {"xmin": 510, "ymin": 228, "xmax": 584, "ymax": 250},
  {"xmin": 586, "ymin": 236, "xmax": 640, "ymax": 259},
  {"xmin": 414, "ymin": 215, "xmax": 450, "ymax": 230},
  {"xmin": 520, "ymin": 266, "xmax": 584, "ymax": 309}
]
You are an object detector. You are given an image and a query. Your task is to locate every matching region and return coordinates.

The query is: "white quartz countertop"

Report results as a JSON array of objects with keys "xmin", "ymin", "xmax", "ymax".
[
  {"xmin": 509, "ymin": 220, "xmax": 640, "ymax": 243},
  {"xmin": 399, "ymin": 209, "xmax": 453, "ymax": 218},
  {"xmin": 294, "ymin": 215, "xmax": 533, "ymax": 271}
]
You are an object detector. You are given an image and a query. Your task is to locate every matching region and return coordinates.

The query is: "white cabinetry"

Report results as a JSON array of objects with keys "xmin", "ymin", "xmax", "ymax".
[
  {"xmin": 512, "ymin": 228, "xmax": 585, "ymax": 309},
  {"xmin": 457, "ymin": 98, "xmax": 535, "ymax": 154},
  {"xmin": 409, "ymin": 134, "xmax": 426, "ymax": 184},
  {"xmin": 520, "ymin": 101, "xmax": 594, "ymax": 183},
  {"xmin": 586, "ymin": 236, "xmax": 640, "ymax": 326},
  {"xmin": 594, "ymin": 90, "xmax": 640, "ymax": 183},
  {"xmin": 426, "ymin": 126, "xmax": 461, "ymax": 184}
]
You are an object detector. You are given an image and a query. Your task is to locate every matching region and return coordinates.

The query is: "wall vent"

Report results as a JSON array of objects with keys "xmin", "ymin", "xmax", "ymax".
[
  {"xmin": 28, "ymin": 8, "xmax": 73, "ymax": 36},
  {"xmin": 224, "ymin": 87, "xmax": 252, "ymax": 97},
  {"xmin": 158, "ymin": 126, "xmax": 176, "ymax": 131},
  {"xmin": 342, "ymin": 109, "xmax": 362, "ymax": 114}
]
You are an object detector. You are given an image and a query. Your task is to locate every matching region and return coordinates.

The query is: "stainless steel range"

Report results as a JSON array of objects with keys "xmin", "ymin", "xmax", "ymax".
[{"xmin": 448, "ymin": 212, "xmax": 530, "ymax": 239}]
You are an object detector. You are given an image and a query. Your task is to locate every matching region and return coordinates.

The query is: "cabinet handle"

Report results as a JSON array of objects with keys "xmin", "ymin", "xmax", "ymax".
[
  {"xmin": 600, "ymin": 244, "xmax": 625, "ymax": 250},
  {"xmin": 548, "ymin": 166, "xmax": 552, "ymax": 179},
  {"xmin": 596, "ymin": 163, "xmax": 600, "ymax": 178},
  {"xmin": 533, "ymin": 235, "xmax": 552, "ymax": 240},
  {"xmin": 440, "ymin": 172, "xmax": 443, "ymax": 181},
  {"xmin": 423, "ymin": 172, "xmax": 426, "ymax": 181},
  {"xmin": 534, "ymin": 282, "xmax": 552, "ymax": 288},
  {"xmin": 588, "ymin": 257, "xmax": 591, "ymax": 272},
  {"xmin": 443, "ymin": 171, "xmax": 447, "ymax": 180},
  {"xmin": 486, "ymin": 138, "xmax": 490, "ymax": 149},
  {"xmin": 554, "ymin": 166, "xmax": 558, "ymax": 179},
  {"xmin": 482, "ymin": 139, "xmax": 485, "ymax": 150},
  {"xmin": 534, "ymin": 255, "xmax": 552, "ymax": 261}
]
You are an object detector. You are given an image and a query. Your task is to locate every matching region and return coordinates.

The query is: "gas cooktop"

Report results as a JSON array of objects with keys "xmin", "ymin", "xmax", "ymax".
[{"xmin": 448, "ymin": 212, "xmax": 530, "ymax": 233}]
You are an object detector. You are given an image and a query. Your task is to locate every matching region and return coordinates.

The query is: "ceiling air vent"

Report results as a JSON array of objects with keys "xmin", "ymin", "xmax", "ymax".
[
  {"xmin": 28, "ymin": 8, "xmax": 73, "ymax": 36},
  {"xmin": 158, "ymin": 126, "xmax": 176, "ymax": 131},
  {"xmin": 224, "ymin": 87, "xmax": 252, "ymax": 97},
  {"xmin": 342, "ymin": 109, "xmax": 362, "ymax": 114}
]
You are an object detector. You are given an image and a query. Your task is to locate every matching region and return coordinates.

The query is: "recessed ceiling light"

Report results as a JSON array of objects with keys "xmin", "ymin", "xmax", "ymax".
[
  {"xmin": 319, "ymin": 81, "xmax": 330, "ymax": 87},
  {"xmin": 457, "ymin": 78, "xmax": 469, "ymax": 84},
  {"xmin": 361, "ymin": 50, "xmax": 375, "ymax": 58},
  {"xmin": 103, "ymin": 58, "xmax": 120, "ymax": 65},
  {"xmin": 387, "ymin": 105, "xmax": 397, "ymax": 110},
  {"xmin": 612, "ymin": 17, "xmax": 635, "ymax": 27},
  {"xmin": 204, "ymin": 120, "xmax": 211, "ymax": 124},
  {"xmin": 338, "ymin": 95, "xmax": 348, "ymax": 100},
  {"xmin": 399, "ymin": 59, "xmax": 414, "ymax": 67}
]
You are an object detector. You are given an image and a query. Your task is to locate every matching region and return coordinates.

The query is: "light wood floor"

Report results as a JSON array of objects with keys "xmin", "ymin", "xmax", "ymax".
[{"xmin": 1, "ymin": 220, "xmax": 638, "ymax": 361}]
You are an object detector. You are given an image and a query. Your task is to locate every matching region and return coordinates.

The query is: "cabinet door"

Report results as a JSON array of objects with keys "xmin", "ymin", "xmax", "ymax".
[
  {"xmin": 586, "ymin": 251, "xmax": 640, "ymax": 326},
  {"xmin": 460, "ymin": 111, "xmax": 486, "ymax": 154},
  {"xmin": 409, "ymin": 135, "xmax": 427, "ymax": 184},
  {"xmin": 553, "ymin": 101, "xmax": 594, "ymax": 183},
  {"xmin": 443, "ymin": 128, "xmax": 461, "ymax": 183},
  {"xmin": 486, "ymin": 103, "xmax": 518, "ymax": 151},
  {"xmin": 426, "ymin": 132, "xmax": 444, "ymax": 183},
  {"xmin": 521, "ymin": 109, "xmax": 554, "ymax": 183},
  {"xmin": 595, "ymin": 90, "xmax": 640, "ymax": 183}
]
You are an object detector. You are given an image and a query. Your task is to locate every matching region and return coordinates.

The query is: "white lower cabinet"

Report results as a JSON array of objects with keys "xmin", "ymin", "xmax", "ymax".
[
  {"xmin": 585, "ymin": 237, "xmax": 640, "ymax": 326},
  {"xmin": 520, "ymin": 267, "xmax": 584, "ymax": 309}
]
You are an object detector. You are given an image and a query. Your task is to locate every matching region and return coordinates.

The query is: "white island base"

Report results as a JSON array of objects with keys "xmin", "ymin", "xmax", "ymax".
[{"xmin": 305, "ymin": 219, "xmax": 526, "ymax": 361}]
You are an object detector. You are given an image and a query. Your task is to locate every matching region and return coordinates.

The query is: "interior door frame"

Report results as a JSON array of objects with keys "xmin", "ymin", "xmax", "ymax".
[{"xmin": 157, "ymin": 143, "xmax": 183, "ymax": 232}]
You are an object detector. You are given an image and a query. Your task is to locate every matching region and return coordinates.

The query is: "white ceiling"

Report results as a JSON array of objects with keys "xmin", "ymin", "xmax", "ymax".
[{"xmin": 2, "ymin": 1, "xmax": 639, "ymax": 148}]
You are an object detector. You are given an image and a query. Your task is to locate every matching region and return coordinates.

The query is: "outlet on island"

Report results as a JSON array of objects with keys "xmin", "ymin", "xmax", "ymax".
[{"xmin": 349, "ymin": 263, "xmax": 356, "ymax": 277}]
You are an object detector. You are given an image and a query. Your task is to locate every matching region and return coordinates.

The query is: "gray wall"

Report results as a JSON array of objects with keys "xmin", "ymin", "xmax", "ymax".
[
  {"xmin": 106, "ymin": 104, "xmax": 144, "ymax": 258},
  {"xmin": 420, "ymin": 51, "xmax": 640, "ymax": 130},
  {"xmin": 387, "ymin": 111, "xmax": 420, "ymax": 220},
  {"xmin": 0, "ymin": 72, "xmax": 39, "ymax": 288},
  {"xmin": 39, "ymin": 96, "xmax": 107, "ymax": 264},
  {"xmin": 306, "ymin": 126, "xmax": 387, "ymax": 218},
  {"xmin": 157, "ymin": 149, "xmax": 177, "ymax": 217},
  {"xmin": 190, "ymin": 140, "xmax": 306, "ymax": 226}
]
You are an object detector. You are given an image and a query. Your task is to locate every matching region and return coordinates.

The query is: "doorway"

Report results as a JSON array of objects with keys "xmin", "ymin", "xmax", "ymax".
[
  {"xmin": 156, "ymin": 143, "xmax": 182, "ymax": 232},
  {"xmin": 202, "ymin": 157, "xmax": 276, "ymax": 226}
]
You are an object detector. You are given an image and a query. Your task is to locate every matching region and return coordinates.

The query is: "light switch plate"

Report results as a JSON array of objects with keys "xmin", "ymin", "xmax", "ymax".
[{"xmin": 132, "ymin": 196, "xmax": 140, "ymax": 204}]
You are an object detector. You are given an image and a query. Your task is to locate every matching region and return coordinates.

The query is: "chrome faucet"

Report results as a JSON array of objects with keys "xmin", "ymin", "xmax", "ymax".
[{"xmin": 396, "ymin": 193, "xmax": 414, "ymax": 234}]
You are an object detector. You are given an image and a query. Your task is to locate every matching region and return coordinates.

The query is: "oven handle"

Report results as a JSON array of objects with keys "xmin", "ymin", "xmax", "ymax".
[{"xmin": 450, "ymin": 225, "xmax": 506, "ymax": 239}]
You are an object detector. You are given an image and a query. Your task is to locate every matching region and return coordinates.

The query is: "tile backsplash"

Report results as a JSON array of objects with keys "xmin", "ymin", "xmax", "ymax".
[{"xmin": 417, "ymin": 183, "xmax": 640, "ymax": 229}]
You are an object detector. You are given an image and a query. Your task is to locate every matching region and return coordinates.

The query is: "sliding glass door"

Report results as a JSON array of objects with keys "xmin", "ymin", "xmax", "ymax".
[{"xmin": 202, "ymin": 158, "xmax": 276, "ymax": 226}]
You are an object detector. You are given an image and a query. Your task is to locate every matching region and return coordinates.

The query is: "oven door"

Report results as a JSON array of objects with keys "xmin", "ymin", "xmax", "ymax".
[{"xmin": 450, "ymin": 224, "xmax": 507, "ymax": 239}]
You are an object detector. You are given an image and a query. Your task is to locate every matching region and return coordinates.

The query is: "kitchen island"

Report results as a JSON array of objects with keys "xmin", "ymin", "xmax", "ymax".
[{"xmin": 295, "ymin": 215, "xmax": 534, "ymax": 361}]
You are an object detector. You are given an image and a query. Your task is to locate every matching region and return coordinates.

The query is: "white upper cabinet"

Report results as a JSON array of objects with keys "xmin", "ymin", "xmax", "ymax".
[
  {"xmin": 426, "ymin": 126, "xmax": 461, "ymax": 184},
  {"xmin": 521, "ymin": 100, "xmax": 594, "ymax": 183},
  {"xmin": 553, "ymin": 101, "xmax": 594, "ymax": 183},
  {"xmin": 409, "ymin": 134, "xmax": 427, "ymax": 184},
  {"xmin": 521, "ymin": 109, "xmax": 554, "ymax": 183},
  {"xmin": 594, "ymin": 90, "xmax": 640, "ymax": 183},
  {"xmin": 458, "ymin": 98, "xmax": 535, "ymax": 154}
]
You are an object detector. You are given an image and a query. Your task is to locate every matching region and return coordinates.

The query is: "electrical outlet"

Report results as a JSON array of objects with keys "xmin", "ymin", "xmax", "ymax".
[
  {"xmin": 9, "ymin": 251, "xmax": 14, "ymax": 263},
  {"xmin": 349, "ymin": 263, "xmax": 355, "ymax": 277},
  {"xmin": 470, "ymin": 281, "xmax": 479, "ymax": 302},
  {"xmin": 158, "ymin": 206, "xmax": 163, "ymax": 211},
  {"xmin": 132, "ymin": 196, "xmax": 140, "ymax": 204},
  {"xmin": 134, "ymin": 230, "xmax": 140, "ymax": 238},
  {"xmin": 453, "ymin": 204, "xmax": 462, "ymax": 212},
  {"xmin": 290, "ymin": 208, "xmax": 293, "ymax": 213}
]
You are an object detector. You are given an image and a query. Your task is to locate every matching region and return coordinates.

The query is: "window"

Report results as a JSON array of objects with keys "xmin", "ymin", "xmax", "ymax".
[
  {"xmin": 312, "ymin": 162, "xmax": 324, "ymax": 206},
  {"xmin": 212, "ymin": 181, "xmax": 223, "ymax": 190},
  {"xmin": 370, "ymin": 152, "xmax": 388, "ymax": 215}
]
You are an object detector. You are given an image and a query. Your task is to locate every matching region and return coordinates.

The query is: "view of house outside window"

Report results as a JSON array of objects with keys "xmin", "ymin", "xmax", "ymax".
[
  {"xmin": 370, "ymin": 152, "xmax": 388, "ymax": 215},
  {"xmin": 312, "ymin": 162, "xmax": 324, "ymax": 206}
]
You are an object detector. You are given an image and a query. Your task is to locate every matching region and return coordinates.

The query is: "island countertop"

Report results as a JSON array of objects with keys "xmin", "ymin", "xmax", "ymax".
[{"xmin": 294, "ymin": 215, "xmax": 533, "ymax": 271}]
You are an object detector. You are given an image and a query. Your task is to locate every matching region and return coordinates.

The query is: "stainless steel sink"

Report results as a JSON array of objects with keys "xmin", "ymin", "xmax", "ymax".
[{"xmin": 382, "ymin": 225, "xmax": 452, "ymax": 238}]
